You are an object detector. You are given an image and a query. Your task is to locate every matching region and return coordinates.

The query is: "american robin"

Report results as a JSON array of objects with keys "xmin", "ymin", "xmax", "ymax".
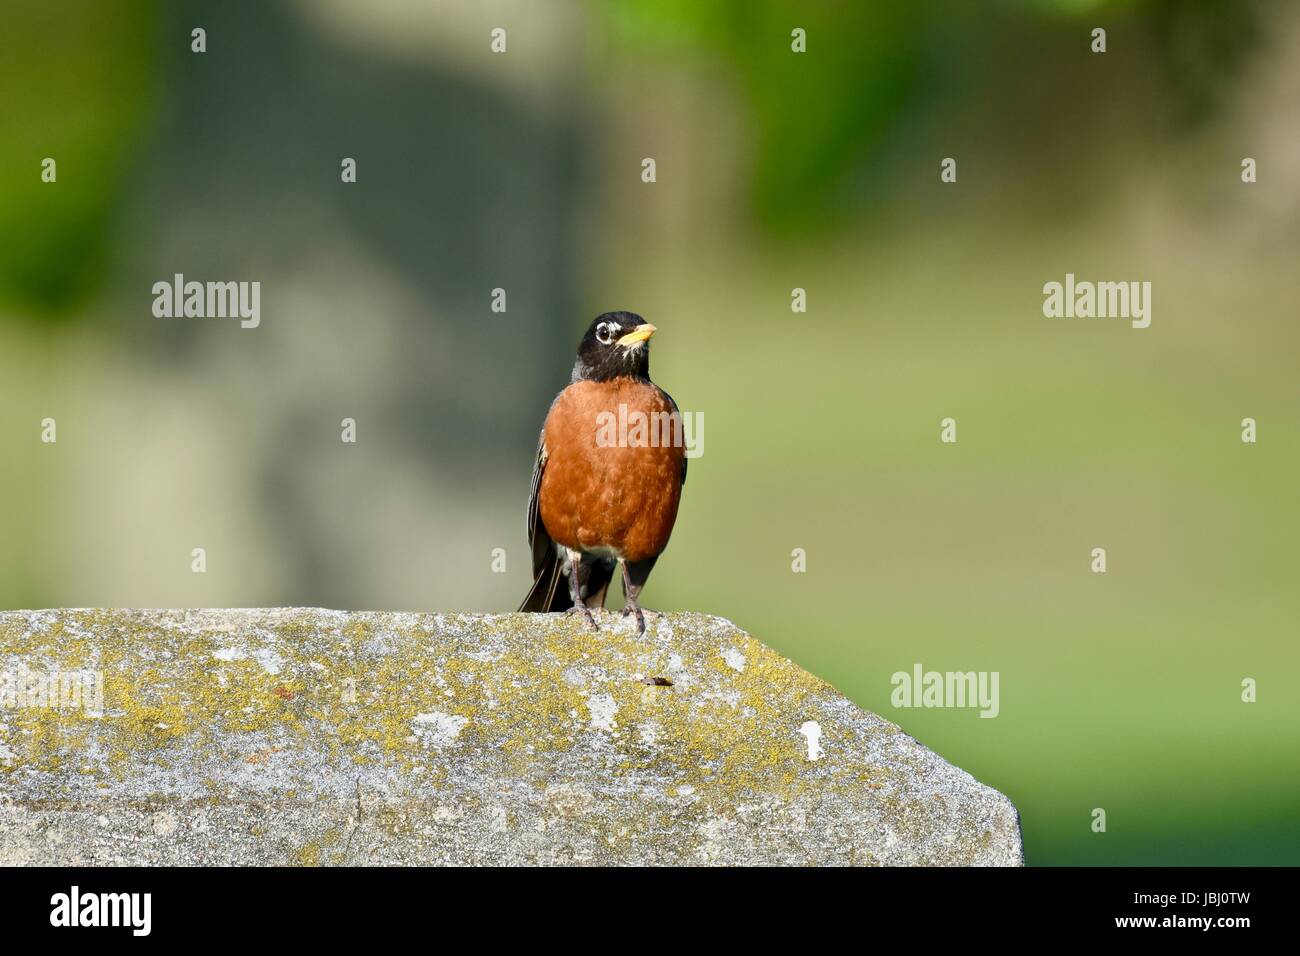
[{"xmin": 518, "ymin": 311, "xmax": 687, "ymax": 634}]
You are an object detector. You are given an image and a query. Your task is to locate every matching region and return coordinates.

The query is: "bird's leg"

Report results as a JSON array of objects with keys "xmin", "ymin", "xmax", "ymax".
[
  {"xmin": 620, "ymin": 559, "xmax": 671, "ymax": 684},
  {"xmin": 564, "ymin": 548, "xmax": 599, "ymax": 631},
  {"xmin": 618, "ymin": 558, "xmax": 646, "ymax": 635}
]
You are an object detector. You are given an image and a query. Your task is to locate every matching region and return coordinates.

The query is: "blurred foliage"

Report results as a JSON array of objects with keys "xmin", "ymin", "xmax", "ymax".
[
  {"xmin": 604, "ymin": 0, "xmax": 1262, "ymax": 230},
  {"xmin": 604, "ymin": 0, "xmax": 927, "ymax": 231},
  {"xmin": 0, "ymin": 0, "xmax": 156, "ymax": 318},
  {"xmin": 1148, "ymin": 0, "xmax": 1262, "ymax": 125}
]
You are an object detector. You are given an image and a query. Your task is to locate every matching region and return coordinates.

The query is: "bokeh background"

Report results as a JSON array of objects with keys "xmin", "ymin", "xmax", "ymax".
[{"xmin": 2, "ymin": 0, "xmax": 1297, "ymax": 865}]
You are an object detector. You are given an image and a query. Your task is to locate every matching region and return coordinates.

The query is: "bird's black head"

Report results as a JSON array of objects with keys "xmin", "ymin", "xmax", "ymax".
[{"xmin": 571, "ymin": 311, "xmax": 657, "ymax": 383}]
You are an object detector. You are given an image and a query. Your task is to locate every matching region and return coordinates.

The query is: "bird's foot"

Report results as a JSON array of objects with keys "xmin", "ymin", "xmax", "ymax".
[
  {"xmin": 620, "ymin": 604, "xmax": 646, "ymax": 635},
  {"xmin": 566, "ymin": 603, "xmax": 599, "ymax": 632}
]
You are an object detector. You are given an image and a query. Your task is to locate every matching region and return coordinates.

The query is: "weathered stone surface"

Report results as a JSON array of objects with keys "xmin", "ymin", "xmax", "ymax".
[{"xmin": 0, "ymin": 609, "xmax": 1022, "ymax": 866}]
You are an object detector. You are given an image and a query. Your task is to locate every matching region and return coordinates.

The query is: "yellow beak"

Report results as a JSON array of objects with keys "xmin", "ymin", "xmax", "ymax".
[{"xmin": 615, "ymin": 323, "xmax": 657, "ymax": 347}]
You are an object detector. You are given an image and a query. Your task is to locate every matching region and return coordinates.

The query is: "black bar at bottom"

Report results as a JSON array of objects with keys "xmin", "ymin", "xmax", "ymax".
[{"xmin": 0, "ymin": 865, "xmax": 1281, "ymax": 941}]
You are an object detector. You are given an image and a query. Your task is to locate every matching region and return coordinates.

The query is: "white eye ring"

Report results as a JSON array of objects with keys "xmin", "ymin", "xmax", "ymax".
[{"xmin": 596, "ymin": 322, "xmax": 617, "ymax": 345}]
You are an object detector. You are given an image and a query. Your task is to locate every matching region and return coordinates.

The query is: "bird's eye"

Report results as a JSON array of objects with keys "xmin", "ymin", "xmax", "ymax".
[{"xmin": 596, "ymin": 322, "xmax": 618, "ymax": 345}]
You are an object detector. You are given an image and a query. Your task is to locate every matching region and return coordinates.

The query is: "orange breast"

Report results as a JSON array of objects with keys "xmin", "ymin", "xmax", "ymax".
[{"xmin": 538, "ymin": 378, "xmax": 686, "ymax": 563}]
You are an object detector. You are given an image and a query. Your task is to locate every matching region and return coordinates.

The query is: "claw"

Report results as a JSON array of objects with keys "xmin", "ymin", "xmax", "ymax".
[
  {"xmin": 567, "ymin": 604, "xmax": 599, "ymax": 632},
  {"xmin": 620, "ymin": 604, "xmax": 646, "ymax": 635}
]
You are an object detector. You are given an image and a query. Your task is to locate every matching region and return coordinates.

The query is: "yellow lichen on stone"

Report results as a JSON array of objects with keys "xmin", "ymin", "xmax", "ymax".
[{"xmin": 0, "ymin": 609, "xmax": 1025, "ymax": 866}]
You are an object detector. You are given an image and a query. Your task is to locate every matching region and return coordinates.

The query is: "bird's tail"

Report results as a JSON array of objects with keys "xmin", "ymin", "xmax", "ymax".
[
  {"xmin": 519, "ymin": 548, "xmax": 615, "ymax": 613},
  {"xmin": 519, "ymin": 545, "xmax": 567, "ymax": 612}
]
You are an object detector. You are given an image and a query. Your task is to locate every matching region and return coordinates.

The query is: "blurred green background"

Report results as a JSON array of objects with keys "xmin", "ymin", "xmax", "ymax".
[{"xmin": 2, "ymin": 0, "xmax": 1297, "ymax": 864}]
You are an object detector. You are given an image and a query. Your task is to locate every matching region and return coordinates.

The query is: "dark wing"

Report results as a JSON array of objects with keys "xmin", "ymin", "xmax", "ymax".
[
  {"xmin": 526, "ymin": 430, "xmax": 550, "ymax": 577},
  {"xmin": 519, "ymin": 430, "xmax": 565, "ymax": 612},
  {"xmin": 657, "ymin": 385, "xmax": 688, "ymax": 486}
]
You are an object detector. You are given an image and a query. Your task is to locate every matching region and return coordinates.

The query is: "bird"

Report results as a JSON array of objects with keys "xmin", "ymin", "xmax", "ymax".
[{"xmin": 519, "ymin": 311, "xmax": 687, "ymax": 634}]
